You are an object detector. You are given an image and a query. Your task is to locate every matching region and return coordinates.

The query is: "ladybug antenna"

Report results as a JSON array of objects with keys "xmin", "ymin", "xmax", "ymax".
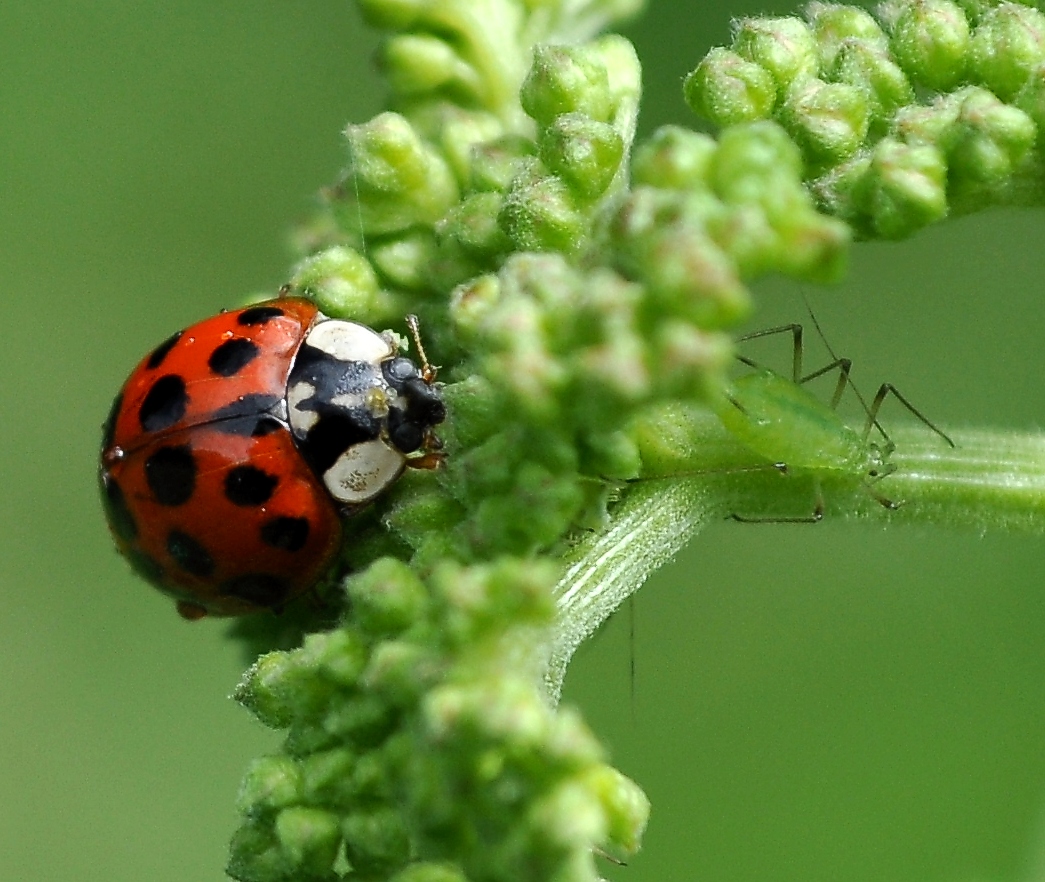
[{"xmin": 406, "ymin": 314, "xmax": 438, "ymax": 383}]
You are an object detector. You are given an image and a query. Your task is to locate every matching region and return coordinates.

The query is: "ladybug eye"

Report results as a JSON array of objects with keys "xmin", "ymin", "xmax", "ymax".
[{"xmin": 384, "ymin": 357, "xmax": 419, "ymax": 384}]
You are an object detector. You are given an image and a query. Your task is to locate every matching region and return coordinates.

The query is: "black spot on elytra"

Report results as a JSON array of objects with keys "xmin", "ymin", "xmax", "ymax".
[
  {"xmin": 100, "ymin": 472, "xmax": 137, "ymax": 542},
  {"xmin": 224, "ymin": 465, "xmax": 278, "ymax": 506},
  {"xmin": 219, "ymin": 573, "xmax": 291, "ymax": 607},
  {"xmin": 144, "ymin": 444, "xmax": 196, "ymax": 506},
  {"xmin": 212, "ymin": 414, "xmax": 285, "ymax": 438},
  {"xmin": 101, "ymin": 392, "xmax": 123, "ymax": 451},
  {"xmin": 208, "ymin": 338, "xmax": 259, "ymax": 377},
  {"xmin": 260, "ymin": 516, "xmax": 310, "ymax": 552},
  {"xmin": 211, "ymin": 393, "xmax": 284, "ymax": 424},
  {"xmin": 127, "ymin": 548, "xmax": 165, "ymax": 586},
  {"xmin": 167, "ymin": 530, "xmax": 215, "ymax": 578},
  {"xmin": 146, "ymin": 330, "xmax": 184, "ymax": 370},
  {"xmin": 139, "ymin": 375, "xmax": 188, "ymax": 433},
  {"xmin": 237, "ymin": 305, "xmax": 284, "ymax": 326}
]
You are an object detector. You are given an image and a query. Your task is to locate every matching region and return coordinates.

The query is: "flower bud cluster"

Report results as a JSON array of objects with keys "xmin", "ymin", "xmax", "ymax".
[
  {"xmin": 685, "ymin": 0, "xmax": 1045, "ymax": 238},
  {"xmin": 299, "ymin": 2, "xmax": 643, "ymax": 299},
  {"xmin": 229, "ymin": 558, "xmax": 649, "ymax": 882}
]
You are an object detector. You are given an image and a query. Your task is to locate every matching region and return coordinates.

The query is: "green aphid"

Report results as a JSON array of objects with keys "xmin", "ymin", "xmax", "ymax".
[{"xmin": 716, "ymin": 321, "xmax": 954, "ymax": 521}]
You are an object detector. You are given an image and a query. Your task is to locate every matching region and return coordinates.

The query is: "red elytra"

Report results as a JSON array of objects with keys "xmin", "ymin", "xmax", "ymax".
[{"xmin": 100, "ymin": 296, "xmax": 445, "ymax": 620}]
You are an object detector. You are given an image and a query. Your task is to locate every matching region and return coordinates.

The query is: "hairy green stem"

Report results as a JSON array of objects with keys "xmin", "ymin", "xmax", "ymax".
[{"xmin": 545, "ymin": 413, "xmax": 1045, "ymax": 700}]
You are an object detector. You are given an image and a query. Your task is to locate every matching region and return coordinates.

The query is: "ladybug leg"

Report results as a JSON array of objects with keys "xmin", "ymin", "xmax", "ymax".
[
  {"xmin": 407, "ymin": 450, "xmax": 446, "ymax": 470},
  {"xmin": 406, "ymin": 429, "xmax": 445, "ymax": 471},
  {"xmin": 176, "ymin": 599, "xmax": 209, "ymax": 621}
]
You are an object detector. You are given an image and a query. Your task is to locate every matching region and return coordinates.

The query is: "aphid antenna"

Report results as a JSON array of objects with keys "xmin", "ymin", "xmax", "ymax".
[
  {"xmin": 803, "ymin": 298, "xmax": 955, "ymax": 449},
  {"xmin": 801, "ymin": 299, "xmax": 887, "ymax": 440}
]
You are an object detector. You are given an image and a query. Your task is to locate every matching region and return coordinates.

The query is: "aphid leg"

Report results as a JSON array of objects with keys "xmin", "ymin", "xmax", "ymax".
[
  {"xmin": 862, "ymin": 383, "xmax": 955, "ymax": 448},
  {"xmin": 737, "ymin": 323, "xmax": 854, "ymax": 409},
  {"xmin": 736, "ymin": 323, "xmax": 804, "ymax": 381},
  {"xmin": 799, "ymin": 356, "xmax": 853, "ymax": 410},
  {"xmin": 595, "ymin": 847, "xmax": 627, "ymax": 867},
  {"xmin": 729, "ymin": 479, "xmax": 825, "ymax": 524},
  {"xmin": 865, "ymin": 483, "xmax": 902, "ymax": 510}
]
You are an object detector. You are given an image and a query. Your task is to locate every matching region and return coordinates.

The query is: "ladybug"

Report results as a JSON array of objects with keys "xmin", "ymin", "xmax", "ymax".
[{"xmin": 100, "ymin": 294, "xmax": 445, "ymax": 621}]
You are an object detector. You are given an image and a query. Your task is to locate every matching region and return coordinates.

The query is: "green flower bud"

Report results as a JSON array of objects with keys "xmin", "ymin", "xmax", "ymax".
[
  {"xmin": 470, "ymin": 135, "xmax": 538, "ymax": 192},
  {"xmin": 500, "ymin": 165, "xmax": 587, "ymax": 254},
  {"xmin": 300, "ymin": 748, "xmax": 357, "ymax": 810},
  {"xmin": 863, "ymin": 138, "xmax": 948, "ymax": 238},
  {"xmin": 781, "ymin": 78, "xmax": 870, "ymax": 164},
  {"xmin": 342, "ymin": 808, "xmax": 411, "ymax": 872},
  {"xmin": 538, "ymin": 113, "xmax": 624, "ymax": 200},
  {"xmin": 684, "ymin": 48, "xmax": 778, "ymax": 126},
  {"xmin": 628, "ymin": 401, "xmax": 722, "ymax": 477},
  {"xmin": 894, "ymin": 92, "xmax": 961, "ymax": 143},
  {"xmin": 809, "ymin": 3, "xmax": 889, "ymax": 71},
  {"xmin": 322, "ymin": 694, "xmax": 396, "ymax": 747},
  {"xmin": 733, "ymin": 17, "xmax": 819, "ymax": 95},
  {"xmin": 369, "ymin": 231, "xmax": 441, "ymax": 292},
  {"xmin": 469, "ymin": 467, "xmax": 586, "ymax": 553},
  {"xmin": 831, "ymin": 40, "xmax": 914, "ymax": 132},
  {"xmin": 610, "ymin": 188, "xmax": 750, "ymax": 328},
  {"xmin": 543, "ymin": 706, "xmax": 607, "ymax": 768},
  {"xmin": 448, "ymin": 274, "xmax": 503, "ymax": 343},
  {"xmin": 580, "ymin": 764, "xmax": 649, "ymax": 859},
  {"xmin": 275, "ymin": 806, "xmax": 343, "ymax": 877},
  {"xmin": 235, "ymin": 651, "xmax": 333, "ymax": 728},
  {"xmin": 289, "ymin": 246, "xmax": 392, "ymax": 321},
  {"xmin": 945, "ymin": 87, "xmax": 1036, "ymax": 186},
  {"xmin": 227, "ymin": 819, "xmax": 287, "ymax": 882},
  {"xmin": 364, "ymin": 640, "xmax": 439, "ymax": 705},
  {"xmin": 355, "ymin": 0, "xmax": 425, "ymax": 30},
  {"xmin": 384, "ymin": 486, "xmax": 468, "ymax": 554},
  {"xmin": 521, "ymin": 45, "xmax": 613, "ymax": 125},
  {"xmin": 529, "ymin": 779, "xmax": 608, "ymax": 849},
  {"xmin": 346, "ymin": 558, "xmax": 429, "ymax": 637},
  {"xmin": 337, "ymin": 113, "xmax": 459, "ymax": 236},
  {"xmin": 431, "ymin": 559, "xmax": 556, "ymax": 644},
  {"xmin": 407, "ymin": 103, "xmax": 506, "ymax": 186},
  {"xmin": 438, "ymin": 192, "xmax": 513, "ymax": 260},
  {"xmin": 389, "ymin": 862, "xmax": 469, "ymax": 882},
  {"xmin": 703, "ymin": 201, "xmax": 777, "ymax": 276},
  {"xmin": 283, "ymin": 722, "xmax": 341, "ymax": 759},
  {"xmin": 348, "ymin": 747, "xmax": 394, "ymax": 801},
  {"xmin": 1015, "ymin": 63, "xmax": 1045, "ymax": 131},
  {"xmin": 632, "ymin": 126, "xmax": 717, "ymax": 190},
  {"xmin": 709, "ymin": 121, "xmax": 804, "ymax": 205},
  {"xmin": 424, "ymin": 678, "xmax": 549, "ymax": 748},
  {"xmin": 237, "ymin": 755, "xmax": 303, "ymax": 816},
  {"xmin": 767, "ymin": 197, "xmax": 851, "ymax": 282},
  {"xmin": 578, "ymin": 429, "xmax": 642, "ymax": 480},
  {"xmin": 970, "ymin": 3, "xmax": 1045, "ymax": 101},
  {"xmin": 383, "ymin": 33, "xmax": 479, "ymax": 98},
  {"xmin": 298, "ymin": 629, "xmax": 370, "ymax": 689},
  {"xmin": 890, "ymin": 0, "xmax": 970, "ymax": 91},
  {"xmin": 651, "ymin": 321, "xmax": 735, "ymax": 399}
]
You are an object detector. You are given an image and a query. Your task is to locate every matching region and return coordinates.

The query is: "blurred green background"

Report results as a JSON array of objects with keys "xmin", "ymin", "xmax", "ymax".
[{"xmin": 4, "ymin": 1, "xmax": 1045, "ymax": 881}]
